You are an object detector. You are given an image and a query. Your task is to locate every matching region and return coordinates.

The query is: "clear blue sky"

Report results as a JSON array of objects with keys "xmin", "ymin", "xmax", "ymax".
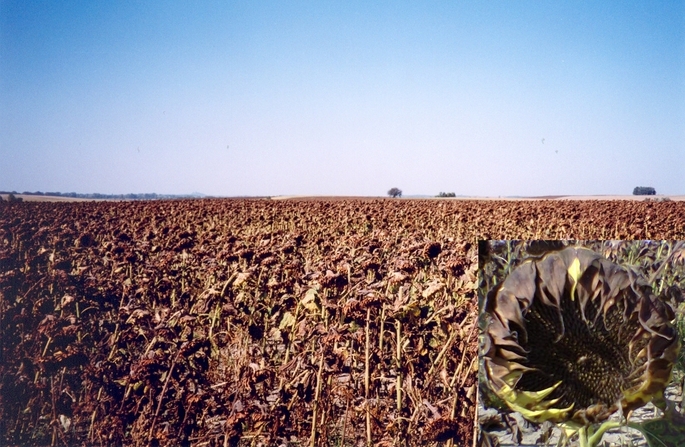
[{"xmin": 2, "ymin": 1, "xmax": 684, "ymax": 196}]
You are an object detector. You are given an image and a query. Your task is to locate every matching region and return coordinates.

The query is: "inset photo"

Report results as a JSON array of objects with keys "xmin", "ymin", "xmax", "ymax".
[{"xmin": 477, "ymin": 241, "xmax": 685, "ymax": 447}]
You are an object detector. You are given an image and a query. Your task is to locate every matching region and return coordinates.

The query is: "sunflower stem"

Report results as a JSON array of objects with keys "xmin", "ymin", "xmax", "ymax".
[
  {"xmin": 364, "ymin": 308, "xmax": 371, "ymax": 447},
  {"xmin": 578, "ymin": 426, "xmax": 588, "ymax": 447},
  {"xmin": 587, "ymin": 420, "xmax": 623, "ymax": 447}
]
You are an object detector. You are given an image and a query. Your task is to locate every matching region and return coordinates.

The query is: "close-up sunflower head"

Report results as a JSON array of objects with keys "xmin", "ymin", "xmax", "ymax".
[{"xmin": 479, "ymin": 242, "xmax": 684, "ymax": 445}]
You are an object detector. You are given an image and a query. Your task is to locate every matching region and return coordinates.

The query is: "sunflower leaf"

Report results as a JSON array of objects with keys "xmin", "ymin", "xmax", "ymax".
[{"xmin": 629, "ymin": 415, "xmax": 685, "ymax": 447}]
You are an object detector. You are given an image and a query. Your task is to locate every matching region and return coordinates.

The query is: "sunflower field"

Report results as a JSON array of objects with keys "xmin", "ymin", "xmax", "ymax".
[{"xmin": 1, "ymin": 198, "xmax": 684, "ymax": 446}]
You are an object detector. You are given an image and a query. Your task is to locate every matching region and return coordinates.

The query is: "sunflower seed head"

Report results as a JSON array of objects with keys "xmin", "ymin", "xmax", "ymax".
[{"xmin": 483, "ymin": 246, "xmax": 680, "ymax": 425}]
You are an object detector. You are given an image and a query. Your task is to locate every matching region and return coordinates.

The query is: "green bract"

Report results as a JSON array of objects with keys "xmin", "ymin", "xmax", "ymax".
[{"xmin": 483, "ymin": 247, "xmax": 680, "ymax": 426}]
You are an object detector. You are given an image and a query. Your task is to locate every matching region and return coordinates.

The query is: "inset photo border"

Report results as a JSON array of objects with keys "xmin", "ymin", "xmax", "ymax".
[{"xmin": 477, "ymin": 241, "xmax": 685, "ymax": 447}]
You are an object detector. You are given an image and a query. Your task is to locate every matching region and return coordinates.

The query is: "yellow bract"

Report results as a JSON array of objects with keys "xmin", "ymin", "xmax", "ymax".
[
  {"xmin": 490, "ymin": 366, "xmax": 575, "ymax": 423},
  {"xmin": 567, "ymin": 257, "xmax": 581, "ymax": 301}
]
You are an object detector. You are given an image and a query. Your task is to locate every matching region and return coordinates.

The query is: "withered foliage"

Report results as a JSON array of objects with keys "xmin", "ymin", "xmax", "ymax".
[
  {"xmin": 1, "ymin": 199, "xmax": 685, "ymax": 446},
  {"xmin": 1, "ymin": 199, "xmax": 478, "ymax": 446}
]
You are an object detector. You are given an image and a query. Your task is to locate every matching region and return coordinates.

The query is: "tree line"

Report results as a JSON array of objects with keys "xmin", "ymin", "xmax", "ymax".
[{"xmin": 0, "ymin": 191, "xmax": 205, "ymax": 200}]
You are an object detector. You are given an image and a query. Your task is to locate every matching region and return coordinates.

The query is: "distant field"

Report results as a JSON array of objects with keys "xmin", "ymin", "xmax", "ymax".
[
  {"xmin": 551, "ymin": 194, "xmax": 685, "ymax": 201},
  {"xmin": 1, "ymin": 194, "xmax": 103, "ymax": 202},
  {"xmin": 2, "ymin": 198, "xmax": 684, "ymax": 446},
  {"xmin": 5, "ymin": 193, "xmax": 683, "ymax": 202},
  {"xmin": 273, "ymin": 194, "xmax": 685, "ymax": 201}
]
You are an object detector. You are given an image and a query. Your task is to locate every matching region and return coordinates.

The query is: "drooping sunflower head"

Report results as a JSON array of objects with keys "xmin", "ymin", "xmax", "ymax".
[{"xmin": 482, "ymin": 246, "xmax": 680, "ymax": 425}]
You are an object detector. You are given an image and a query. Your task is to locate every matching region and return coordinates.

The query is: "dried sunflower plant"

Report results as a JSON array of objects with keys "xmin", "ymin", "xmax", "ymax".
[{"xmin": 478, "ymin": 241, "xmax": 685, "ymax": 447}]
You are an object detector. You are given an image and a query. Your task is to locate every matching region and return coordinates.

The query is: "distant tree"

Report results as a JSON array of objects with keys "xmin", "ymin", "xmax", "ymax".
[
  {"xmin": 633, "ymin": 186, "xmax": 656, "ymax": 196},
  {"xmin": 7, "ymin": 193, "xmax": 23, "ymax": 203},
  {"xmin": 387, "ymin": 187, "xmax": 402, "ymax": 198},
  {"xmin": 437, "ymin": 192, "xmax": 456, "ymax": 198}
]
